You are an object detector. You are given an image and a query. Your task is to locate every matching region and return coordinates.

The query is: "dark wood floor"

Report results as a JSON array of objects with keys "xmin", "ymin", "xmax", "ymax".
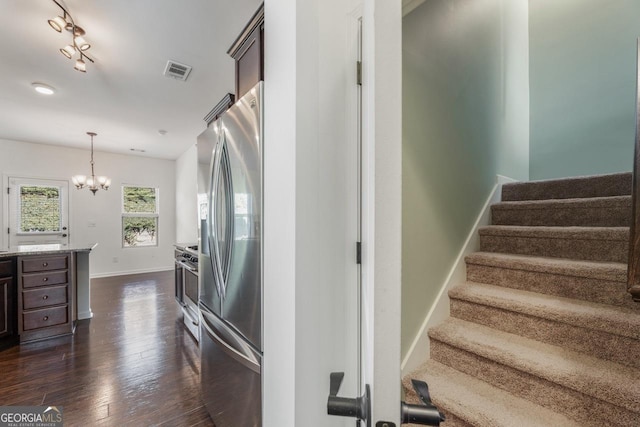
[{"xmin": 0, "ymin": 270, "xmax": 214, "ymax": 427}]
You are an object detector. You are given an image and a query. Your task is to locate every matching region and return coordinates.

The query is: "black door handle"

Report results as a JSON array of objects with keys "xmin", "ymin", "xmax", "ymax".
[
  {"xmin": 327, "ymin": 372, "xmax": 371, "ymax": 427},
  {"xmin": 401, "ymin": 379, "xmax": 445, "ymax": 426}
]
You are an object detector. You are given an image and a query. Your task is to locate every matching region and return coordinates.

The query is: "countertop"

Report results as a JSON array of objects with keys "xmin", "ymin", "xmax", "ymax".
[{"xmin": 0, "ymin": 243, "xmax": 98, "ymax": 258}]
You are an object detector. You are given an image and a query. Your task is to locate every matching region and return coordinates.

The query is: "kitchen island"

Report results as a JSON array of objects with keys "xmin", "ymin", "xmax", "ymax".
[{"xmin": 0, "ymin": 243, "xmax": 96, "ymax": 345}]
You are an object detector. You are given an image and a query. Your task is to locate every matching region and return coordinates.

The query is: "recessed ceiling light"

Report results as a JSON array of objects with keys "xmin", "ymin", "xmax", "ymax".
[
  {"xmin": 158, "ymin": 129, "xmax": 168, "ymax": 136},
  {"xmin": 130, "ymin": 148, "xmax": 146, "ymax": 153},
  {"xmin": 32, "ymin": 82, "xmax": 56, "ymax": 95}
]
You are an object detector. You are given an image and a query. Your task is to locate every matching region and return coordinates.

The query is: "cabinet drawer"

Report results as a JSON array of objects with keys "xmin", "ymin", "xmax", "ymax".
[
  {"xmin": 22, "ymin": 271, "xmax": 68, "ymax": 289},
  {"xmin": 0, "ymin": 260, "xmax": 12, "ymax": 277},
  {"xmin": 23, "ymin": 286, "xmax": 67, "ymax": 310},
  {"xmin": 22, "ymin": 305, "xmax": 67, "ymax": 331},
  {"xmin": 21, "ymin": 256, "xmax": 68, "ymax": 273}
]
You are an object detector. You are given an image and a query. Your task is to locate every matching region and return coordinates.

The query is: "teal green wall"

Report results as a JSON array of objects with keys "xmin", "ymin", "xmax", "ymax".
[
  {"xmin": 529, "ymin": 0, "xmax": 638, "ymax": 179},
  {"xmin": 402, "ymin": 0, "xmax": 529, "ymax": 358}
]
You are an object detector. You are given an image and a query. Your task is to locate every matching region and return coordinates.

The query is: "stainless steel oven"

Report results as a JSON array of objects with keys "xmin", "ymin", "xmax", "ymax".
[{"xmin": 175, "ymin": 244, "xmax": 200, "ymax": 342}]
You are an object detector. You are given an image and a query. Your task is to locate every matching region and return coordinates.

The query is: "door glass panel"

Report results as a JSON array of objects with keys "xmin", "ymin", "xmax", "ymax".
[{"xmin": 19, "ymin": 186, "xmax": 61, "ymax": 233}]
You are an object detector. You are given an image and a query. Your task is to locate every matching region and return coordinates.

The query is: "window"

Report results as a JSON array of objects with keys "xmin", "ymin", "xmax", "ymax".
[{"xmin": 122, "ymin": 186, "xmax": 158, "ymax": 247}]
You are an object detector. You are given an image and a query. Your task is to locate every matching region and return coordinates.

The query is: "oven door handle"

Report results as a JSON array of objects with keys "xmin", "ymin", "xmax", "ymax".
[{"xmin": 176, "ymin": 259, "xmax": 197, "ymax": 273}]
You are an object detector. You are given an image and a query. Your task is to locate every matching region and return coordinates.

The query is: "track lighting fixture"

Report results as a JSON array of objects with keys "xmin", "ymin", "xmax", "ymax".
[
  {"xmin": 48, "ymin": 15, "xmax": 67, "ymax": 32},
  {"xmin": 74, "ymin": 57, "xmax": 87, "ymax": 73},
  {"xmin": 48, "ymin": 0, "xmax": 95, "ymax": 72},
  {"xmin": 60, "ymin": 44, "xmax": 75, "ymax": 59}
]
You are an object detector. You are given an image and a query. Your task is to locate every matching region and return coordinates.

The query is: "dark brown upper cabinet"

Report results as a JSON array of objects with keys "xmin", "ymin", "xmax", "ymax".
[{"xmin": 228, "ymin": 4, "xmax": 264, "ymax": 100}]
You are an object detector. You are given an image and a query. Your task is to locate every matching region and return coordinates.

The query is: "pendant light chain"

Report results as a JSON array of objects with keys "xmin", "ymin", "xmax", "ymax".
[{"xmin": 90, "ymin": 132, "xmax": 95, "ymax": 180}]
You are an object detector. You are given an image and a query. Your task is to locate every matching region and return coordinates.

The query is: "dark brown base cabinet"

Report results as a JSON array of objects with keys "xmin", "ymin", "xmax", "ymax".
[
  {"xmin": 0, "ymin": 278, "xmax": 8, "ymax": 336},
  {"xmin": 0, "ymin": 259, "xmax": 16, "ymax": 347},
  {"xmin": 18, "ymin": 253, "xmax": 73, "ymax": 343}
]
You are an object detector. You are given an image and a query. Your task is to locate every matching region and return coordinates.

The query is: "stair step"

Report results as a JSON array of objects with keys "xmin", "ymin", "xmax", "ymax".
[
  {"xmin": 429, "ymin": 318, "xmax": 640, "ymax": 426},
  {"xmin": 403, "ymin": 360, "xmax": 581, "ymax": 427},
  {"xmin": 491, "ymin": 196, "xmax": 631, "ymax": 227},
  {"xmin": 501, "ymin": 172, "xmax": 631, "ymax": 202},
  {"xmin": 448, "ymin": 282, "xmax": 640, "ymax": 368},
  {"xmin": 479, "ymin": 225, "xmax": 629, "ymax": 262},
  {"xmin": 465, "ymin": 252, "xmax": 634, "ymax": 308}
]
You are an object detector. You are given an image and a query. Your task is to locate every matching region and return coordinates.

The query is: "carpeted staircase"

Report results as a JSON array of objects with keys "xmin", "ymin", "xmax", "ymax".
[{"xmin": 404, "ymin": 172, "xmax": 640, "ymax": 427}]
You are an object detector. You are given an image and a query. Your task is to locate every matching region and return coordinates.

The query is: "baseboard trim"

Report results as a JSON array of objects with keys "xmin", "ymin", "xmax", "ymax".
[
  {"xmin": 77, "ymin": 309, "xmax": 93, "ymax": 320},
  {"xmin": 90, "ymin": 266, "xmax": 174, "ymax": 279},
  {"xmin": 401, "ymin": 174, "xmax": 517, "ymax": 375}
]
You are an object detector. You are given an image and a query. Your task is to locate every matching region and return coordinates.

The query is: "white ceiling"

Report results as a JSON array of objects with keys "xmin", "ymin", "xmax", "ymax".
[{"xmin": 0, "ymin": 0, "xmax": 262, "ymax": 160}]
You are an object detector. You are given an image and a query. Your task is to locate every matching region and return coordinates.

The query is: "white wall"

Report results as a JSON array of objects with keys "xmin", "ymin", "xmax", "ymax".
[
  {"xmin": 175, "ymin": 144, "xmax": 198, "ymax": 243},
  {"xmin": 529, "ymin": 0, "xmax": 636, "ymax": 179},
  {"xmin": 401, "ymin": 0, "xmax": 529, "ymax": 359},
  {"xmin": 0, "ymin": 138, "xmax": 176, "ymax": 277}
]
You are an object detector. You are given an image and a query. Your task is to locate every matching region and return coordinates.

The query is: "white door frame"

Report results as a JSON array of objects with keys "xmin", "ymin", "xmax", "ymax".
[{"xmin": 361, "ymin": 0, "xmax": 403, "ymax": 423}]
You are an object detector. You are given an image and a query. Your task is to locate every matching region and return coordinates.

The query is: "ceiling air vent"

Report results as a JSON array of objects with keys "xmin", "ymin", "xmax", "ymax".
[{"xmin": 163, "ymin": 60, "xmax": 192, "ymax": 81}]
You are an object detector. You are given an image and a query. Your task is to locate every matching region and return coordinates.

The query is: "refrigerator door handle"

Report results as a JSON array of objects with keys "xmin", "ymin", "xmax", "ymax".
[
  {"xmin": 208, "ymin": 139, "xmax": 220, "ymax": 296},
  {"xmin": 221, "ymin": 139, "xmax": 235, "ymax": 296},
  {"xmin": 210, "ymin": 135, "xmax": 226, "ymax": 299},
  {"xmin": 201, "ymin": 309, "xmax": 261, "ymax": 374}
]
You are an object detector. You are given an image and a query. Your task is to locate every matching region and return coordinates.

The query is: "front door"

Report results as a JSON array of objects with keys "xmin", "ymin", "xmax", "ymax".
[{"xmin": 7, "ymin": 177, "xmax": 70, "ymax": 247}]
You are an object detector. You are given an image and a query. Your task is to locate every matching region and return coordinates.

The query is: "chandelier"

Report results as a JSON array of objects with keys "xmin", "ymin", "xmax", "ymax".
[
  {"xmin": 48, "ymin": 0, "xmax": 95, "ymax": 72},
  {"xmin": 72, "ymin": 132, "xmax": 111, "ymax": 195}
]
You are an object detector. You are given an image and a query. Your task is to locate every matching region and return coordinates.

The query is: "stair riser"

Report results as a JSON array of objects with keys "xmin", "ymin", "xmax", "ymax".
[
  {"xmin": 480, "ymin": 235, "xmax": 628, "ymax": 263},
  {"xmin": 501, "ymin": 173, "xmax": 631, "ymax": 201},
  {"xmin": 450, "ymin": 299, "xmax": 640, "ymax": 369},
  {"xmin": 430, "ymin": 340, "xmax": 640, "ymax": 427},
  {"xmin": 491, "ymin": 205, "xmax": 630, "ymax": 227},
  {"xmin": 466, "ymin": 263, "xmax": 635, "ymax": 308}
]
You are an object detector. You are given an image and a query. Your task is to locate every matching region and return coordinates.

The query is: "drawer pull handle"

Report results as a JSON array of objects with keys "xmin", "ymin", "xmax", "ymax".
[
  {"xmin": 43, "ymin": 316, "xmax": 49, "ymax": 321},
  {"xmin": 43, "ymin": 295, "xmax": 49, "ymax": 300},
  {"xmin": 43, "ymin": 277, "xmax": 49, "ymax": 282},
  {"xmin": 43, "ymin": 262, "xmax": 48, "ymax": 267}
]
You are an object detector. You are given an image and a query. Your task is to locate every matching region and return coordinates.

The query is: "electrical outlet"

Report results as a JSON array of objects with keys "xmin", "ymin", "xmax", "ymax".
[
  {"xmin": 87, "ymin": 221, "xmax": 97, "ymax": 228},
  {"xmin": 112, "ymin": 257, "xmax": 118, "ymax": 263}
]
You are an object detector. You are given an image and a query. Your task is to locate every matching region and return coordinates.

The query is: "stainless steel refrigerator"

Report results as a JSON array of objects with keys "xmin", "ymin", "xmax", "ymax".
[{"xmin": 198, "ymin": 81, "xmax": 263, "ymax": 426}]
